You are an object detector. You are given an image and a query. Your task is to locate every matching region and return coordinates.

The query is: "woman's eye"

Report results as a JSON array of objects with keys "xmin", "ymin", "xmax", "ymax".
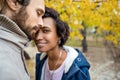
[{"xmin": 43, "ymin": 30, "xmax": 50, "ymax": 33}]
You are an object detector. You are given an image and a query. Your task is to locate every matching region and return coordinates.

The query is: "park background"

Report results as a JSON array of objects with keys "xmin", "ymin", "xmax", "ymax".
[{"xmin": 25, "ymin": 0, "xmax": 120, "ymax": 80}]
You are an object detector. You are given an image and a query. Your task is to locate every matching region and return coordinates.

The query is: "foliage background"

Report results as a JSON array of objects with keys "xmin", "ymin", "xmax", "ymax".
[{"xmin": 45, "ymin": 0, "xmax": 120, "ymax": 46}]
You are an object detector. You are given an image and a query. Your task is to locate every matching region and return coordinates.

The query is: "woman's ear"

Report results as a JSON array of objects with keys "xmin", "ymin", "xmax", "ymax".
[{"xmin": 6, "ymin": 0, "xmax": 21, "ymax": 11}]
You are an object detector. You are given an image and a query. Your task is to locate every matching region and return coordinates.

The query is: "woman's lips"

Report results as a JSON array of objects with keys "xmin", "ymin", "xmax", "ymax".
[{"xmin": 36, "ymin": 42, "xmax": 47, "ymax": 48}]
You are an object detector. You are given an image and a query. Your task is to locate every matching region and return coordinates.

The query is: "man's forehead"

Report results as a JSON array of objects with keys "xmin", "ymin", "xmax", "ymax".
[{"xmin": 30, "ymin": 0, "xmax": 45, "ymax": 12}]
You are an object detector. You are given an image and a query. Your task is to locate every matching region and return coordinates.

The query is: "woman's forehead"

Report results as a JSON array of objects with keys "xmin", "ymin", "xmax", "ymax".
[{"xmin": 43, "ymin": 17, "xmax": 55, "ymax": 26}]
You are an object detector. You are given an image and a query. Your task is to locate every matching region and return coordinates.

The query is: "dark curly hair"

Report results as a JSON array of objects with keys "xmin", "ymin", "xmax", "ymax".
[
  {"xmin": 43, "ymin": 7, "xmax": 70, "ymax": 47},
  {"xmin": 17, "ymin": 0, "xmax": 30, "ymax": 6}
]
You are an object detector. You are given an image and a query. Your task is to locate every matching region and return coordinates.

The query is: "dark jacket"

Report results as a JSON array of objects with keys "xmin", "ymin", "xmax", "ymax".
[{"xmin": 36, "ymin": 46, "xmax": 90, "ymax": 80}]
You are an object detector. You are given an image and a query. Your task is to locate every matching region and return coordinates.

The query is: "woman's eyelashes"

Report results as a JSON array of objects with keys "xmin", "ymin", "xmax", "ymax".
[
  {"xmin": 42, "ymin": 26, "xmax": 51, "ymax": 33},
  {"xmin": 42, "ymin": 29, "xmax": 50, "ymax": 33}
]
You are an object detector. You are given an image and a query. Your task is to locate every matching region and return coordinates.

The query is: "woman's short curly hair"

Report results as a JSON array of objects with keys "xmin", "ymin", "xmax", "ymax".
[{"xmin": 43, "ymin": 7, "xmax": 70, "ymax": 47}]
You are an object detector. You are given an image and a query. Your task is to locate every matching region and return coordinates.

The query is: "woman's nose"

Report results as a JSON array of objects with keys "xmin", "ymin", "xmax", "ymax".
[{"xmin": 35, "ymin": 31, "xmax": 43, "ymax": 41}]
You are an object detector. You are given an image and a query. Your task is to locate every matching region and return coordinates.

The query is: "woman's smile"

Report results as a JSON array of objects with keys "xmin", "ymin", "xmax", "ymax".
[{"xmin": 37, "ymin": 42, "xmax": 48, "ymax": 47}]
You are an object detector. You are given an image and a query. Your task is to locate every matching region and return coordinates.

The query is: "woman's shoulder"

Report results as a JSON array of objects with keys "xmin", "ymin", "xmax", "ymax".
[{"xmin": 74, "ymin": 48, "xmax": 90, "ymax": 68}]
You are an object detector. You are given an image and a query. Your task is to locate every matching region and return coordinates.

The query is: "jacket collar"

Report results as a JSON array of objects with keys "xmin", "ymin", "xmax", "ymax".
[
  {"xmin": 63, "ymin": 46, "xmax": 78, "ymax": 73},
  {"xmin": 0, "ymin": 14, "xmax": 30, "ymax": 48},
  {"xmin": 0, "ymin": 14, "xmax": 28, "ymax": 38},
  {"xmin": 39, "ymin": 46, "xmax": 79, "ymax": 73}
]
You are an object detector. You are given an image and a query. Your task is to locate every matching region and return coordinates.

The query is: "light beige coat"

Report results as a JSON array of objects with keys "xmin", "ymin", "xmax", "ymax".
[{"xmin": 0, "ymin": 14, "xmax": 30, "ymax": 80}]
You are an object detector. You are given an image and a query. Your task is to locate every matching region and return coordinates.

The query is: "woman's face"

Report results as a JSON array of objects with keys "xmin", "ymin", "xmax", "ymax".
[{"xmin": 34, "ymin": 17, "xmax": 60, "ymax": 52}]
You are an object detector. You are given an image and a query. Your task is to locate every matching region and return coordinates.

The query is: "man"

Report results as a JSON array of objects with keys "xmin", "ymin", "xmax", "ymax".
[{"xmin": 0, "ymin": 0, "xmax": 45, "ymax": 80}]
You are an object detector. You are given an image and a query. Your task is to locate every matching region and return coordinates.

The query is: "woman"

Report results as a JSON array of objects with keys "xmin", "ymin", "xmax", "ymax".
[{"xmin": 34, "ymin": 7, "xmax": 90, "ymax": 80}]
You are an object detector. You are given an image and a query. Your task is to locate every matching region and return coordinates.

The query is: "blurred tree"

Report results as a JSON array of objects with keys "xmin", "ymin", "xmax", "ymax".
[
  {"xmin": 45, "ymin": 0, "xmax": 120, "ymax": 54},
  {"xmin": 80, "ymin": 21, "xmax": 88, "ymax": 52}
]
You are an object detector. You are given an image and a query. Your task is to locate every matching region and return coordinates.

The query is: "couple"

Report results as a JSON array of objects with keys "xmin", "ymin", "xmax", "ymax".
[{"xmin": 0, "ymin": 0, "xmax": 90, "ymax": 80}]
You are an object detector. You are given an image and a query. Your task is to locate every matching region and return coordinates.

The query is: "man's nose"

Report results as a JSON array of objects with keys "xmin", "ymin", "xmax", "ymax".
[{"xmin": 38, "ymin": 17, "xmax": 43, "ymax": 27}]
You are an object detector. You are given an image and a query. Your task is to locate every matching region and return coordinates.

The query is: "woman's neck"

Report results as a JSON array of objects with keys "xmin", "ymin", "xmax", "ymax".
[
  {"xmin": 47, "ymin": 48, "xmax": 61, "ymax": 61},
  {"xmin": 47, "ymin": 48, "xmax": 67, "ymax": 70}
]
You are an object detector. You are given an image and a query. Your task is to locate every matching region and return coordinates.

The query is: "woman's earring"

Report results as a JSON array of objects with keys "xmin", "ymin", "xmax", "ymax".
[{"xmin": 58, "ymin": 40, "xmax": 61, "ymax": 44}]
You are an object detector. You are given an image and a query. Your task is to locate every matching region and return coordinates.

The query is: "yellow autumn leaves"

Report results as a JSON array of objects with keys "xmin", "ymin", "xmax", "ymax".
[{"xmin": 45, "ymin": 0, "xmax": 120, "ymax": 45}]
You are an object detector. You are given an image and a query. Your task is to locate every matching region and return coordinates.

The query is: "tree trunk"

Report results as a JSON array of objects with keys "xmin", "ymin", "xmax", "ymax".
[
  {"xmin": 104, "ymin": 40, "xmax": 120, "ymax": 62},
  {"xmin": 80, "ymin": 21, "xmax": 88, "ymax": 53}
]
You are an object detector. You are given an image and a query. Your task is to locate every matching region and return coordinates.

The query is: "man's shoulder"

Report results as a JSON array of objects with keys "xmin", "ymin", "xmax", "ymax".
[{"xmin": 0, "ymin": 60, "xmax": 20, "ymax": 79}]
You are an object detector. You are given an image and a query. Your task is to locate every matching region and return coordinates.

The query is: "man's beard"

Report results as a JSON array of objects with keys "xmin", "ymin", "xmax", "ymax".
[{"xmin": 12, "ymin": 7, "xmax": 34, "ymax": 40}]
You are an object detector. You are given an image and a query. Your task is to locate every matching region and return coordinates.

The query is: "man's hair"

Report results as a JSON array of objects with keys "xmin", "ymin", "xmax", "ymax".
[
  {"xmin": 16, "ymin": 0, "xmax": 30, "ymax": 6},
  {"xmin": 43, "ymin": 7, "xmax": 70, "ymax": 47},
  {"xmin": 0, "ymin": 0, "xmax": 30, "ymax": 12},
  {"xmin": 0, "ymin": 0, "xmax": 5, "ymax": 11}
]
